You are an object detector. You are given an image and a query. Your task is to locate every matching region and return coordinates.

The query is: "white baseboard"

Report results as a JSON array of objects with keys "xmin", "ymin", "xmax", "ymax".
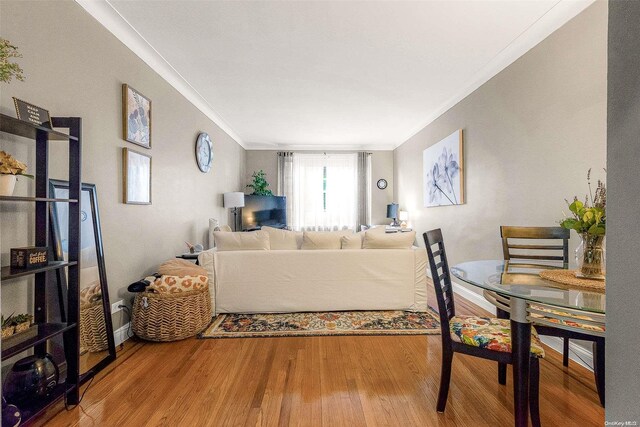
[
  {"xmin": 449, "ymin": 280, "xmax": 594, "ymax": 371},
  {"xmin": 114, "ymin": 322, "xmax": 131, "ymax": 347}
]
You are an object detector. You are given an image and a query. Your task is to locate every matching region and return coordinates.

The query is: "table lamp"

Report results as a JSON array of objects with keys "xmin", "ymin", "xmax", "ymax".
[
  {"xmin": 387, "ymin": 203, "xmax": 400, "ymax": 226},
  {"xmin": 223, "ymin": 192, "xmax": 245, "ymax": 231}
]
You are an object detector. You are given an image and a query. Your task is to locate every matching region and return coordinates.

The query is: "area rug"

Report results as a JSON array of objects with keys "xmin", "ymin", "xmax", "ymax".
[{"xmin": 199, "ymin": 310, "xmax": 441, "ymax": 339}]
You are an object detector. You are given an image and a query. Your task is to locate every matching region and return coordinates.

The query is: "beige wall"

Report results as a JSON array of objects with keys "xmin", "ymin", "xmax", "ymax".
[
  {"xmin": 394, "ymin": 2, "xmax": 607, "ymax": 294},
  {"xmin": 0, "ymin": 0, "xmax": 246, "ymax": 329},
  {"xmin": 246, "ymin": 150, "xmax": 394, "ymax": 226}
]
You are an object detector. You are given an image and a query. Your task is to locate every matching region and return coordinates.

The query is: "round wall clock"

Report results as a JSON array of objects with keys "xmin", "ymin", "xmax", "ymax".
[
  {"xmin": 195, "ymin": 132, "xmax": 213, "ymax": 173},
  {"xmin": 377, "ymin": 179, "xmax": 388, "ymax": 190}
]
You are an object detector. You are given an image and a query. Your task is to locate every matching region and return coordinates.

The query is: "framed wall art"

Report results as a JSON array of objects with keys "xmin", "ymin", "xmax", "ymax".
[
  {"xmin": 423, "ymin": 129, "xmax": 464, "ymax": 207},
  {"xmin": 123, "ymin": 148, "xmax": 152, "ymax": 205},
  {"xmin": 122, "ymin": 84, "xmax": 151, "ymax": 148}
]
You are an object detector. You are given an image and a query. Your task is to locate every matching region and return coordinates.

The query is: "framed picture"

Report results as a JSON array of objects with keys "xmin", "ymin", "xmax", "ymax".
[
  {"xmin": 423, "ymin": 129, "xmax": 464, "ymax": 207},
  {"xmin": 122, "ymin": 84, "xmax": 151, "ymax": 148},
  {"xmin": 123, "ymin": 148, "xmax": 152, "ymax": 204}
]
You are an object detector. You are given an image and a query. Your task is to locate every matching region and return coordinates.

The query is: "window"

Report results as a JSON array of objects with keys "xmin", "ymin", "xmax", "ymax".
[{"xmin": 291, "ymin": 153, "xmax": 358, "ymax": 231}]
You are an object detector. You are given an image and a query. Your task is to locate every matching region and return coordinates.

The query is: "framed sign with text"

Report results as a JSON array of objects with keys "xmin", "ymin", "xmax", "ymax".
[{"xmin": 13, "ymin": 97, "xmax": 53, "ymax": 128}]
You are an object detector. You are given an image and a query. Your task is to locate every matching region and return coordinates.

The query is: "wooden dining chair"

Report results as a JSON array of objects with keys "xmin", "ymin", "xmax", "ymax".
[
  {"xmin": 424, "ymin": 229, "xmax": 543, "ymax": 427},
  {"xmin": 499, "ymin": 225, "xmax": 605, "ymax": 407}
]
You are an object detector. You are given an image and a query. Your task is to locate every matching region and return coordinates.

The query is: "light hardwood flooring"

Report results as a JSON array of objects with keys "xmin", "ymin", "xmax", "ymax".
[{"xmin": 39, "ymin": 291, "xmax": 604, "ymax": 426}]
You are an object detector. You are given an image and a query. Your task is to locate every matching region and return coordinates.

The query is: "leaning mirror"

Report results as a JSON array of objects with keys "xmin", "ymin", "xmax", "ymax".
[{"xmin": 49, "ymin": 180, "xmax": 115, "ymax": 378}]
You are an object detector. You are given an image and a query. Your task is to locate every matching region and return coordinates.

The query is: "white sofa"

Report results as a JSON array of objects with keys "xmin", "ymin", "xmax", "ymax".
[{"xmin": 198, "ymin": 246, "xmax": 428, "ymax": 315}]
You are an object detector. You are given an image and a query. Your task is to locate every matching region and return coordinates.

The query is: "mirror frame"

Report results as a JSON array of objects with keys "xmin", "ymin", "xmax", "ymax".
[{"xmin": 49, "ymin": 179, "xmax": 116, "ymax": 382}]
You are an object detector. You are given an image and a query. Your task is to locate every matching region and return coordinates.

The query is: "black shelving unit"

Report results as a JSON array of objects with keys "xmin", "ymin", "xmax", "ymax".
[{"xmin": 1, "ymin": 113, "xmax": 81, "ymax": 424}]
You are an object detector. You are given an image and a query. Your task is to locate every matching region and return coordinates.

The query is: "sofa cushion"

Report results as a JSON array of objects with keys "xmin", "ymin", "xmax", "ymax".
[
  {"xmin": 158, "ymin": 258, "xmax": 208, "ymax": 277},
  {"xmin": 362, "ymin": 230, "xmax": 416, "ymax": 249},
  {"xmin": 301, "ymin": 230, "xmax": 353, "ymax": 250},
  {"xmin": 262, "ymin": 226, "xmax": 303, "ymax": 250},
  {"xmin": 214, "ymin": 230, "xmax": 270, "ymax": 251},
  {"xmin": 341, "ymin": 232, "xmax": 363, "ymax": 249}
]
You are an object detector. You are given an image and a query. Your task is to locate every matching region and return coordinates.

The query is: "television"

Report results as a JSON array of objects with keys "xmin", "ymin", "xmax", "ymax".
[{"xmin": 241, "ymin": 195, "xmax": 287, "ymax": 231}]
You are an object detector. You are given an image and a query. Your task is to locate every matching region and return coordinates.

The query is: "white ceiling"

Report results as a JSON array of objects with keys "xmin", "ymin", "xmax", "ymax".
[{"xmin": 80, "ymin": 0, "xmax": 594, "ymax": 149}]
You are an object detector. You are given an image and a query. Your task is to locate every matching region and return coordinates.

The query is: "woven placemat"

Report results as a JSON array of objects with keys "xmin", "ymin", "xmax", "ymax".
[{"xmin": 539, "ymin": 269, "xmax": 605, "ymax": 292}]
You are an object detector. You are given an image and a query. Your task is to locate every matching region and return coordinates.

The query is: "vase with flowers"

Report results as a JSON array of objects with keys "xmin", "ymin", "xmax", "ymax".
[
  {"xmin": 560, "ymin": 169, "xmax": 606, "ymax": 280},
  {"xmin": 0, "ymin": 150, "xmax": 33, "ymax": 196}
]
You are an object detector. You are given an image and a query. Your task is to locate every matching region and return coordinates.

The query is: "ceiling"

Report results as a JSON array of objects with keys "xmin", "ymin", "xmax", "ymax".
[{"xmin": 81, "ymin": 0, "xmax": 593, "ymax": 149}]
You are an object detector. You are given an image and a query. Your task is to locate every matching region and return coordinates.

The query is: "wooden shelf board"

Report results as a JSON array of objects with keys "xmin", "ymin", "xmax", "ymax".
[
  {"xmin": 0, "ymin": 113, "xmax": 77, "ymax": 141},
  {"xmin": 1, "ymin": 322, "xmax": 77, "ymax": 360},
  {"xmin": 0, "ymin": 195, "xmax": 78, "ymax": 203},
  {"xmin": 1, "ymin": 261, "xmax": 78, "ymax": 281}
]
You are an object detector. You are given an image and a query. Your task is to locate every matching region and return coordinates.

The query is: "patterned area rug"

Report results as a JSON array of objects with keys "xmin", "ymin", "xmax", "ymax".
[{"xmin": 199, "ymin": 310, "xmax": 441, "ymax": 339}]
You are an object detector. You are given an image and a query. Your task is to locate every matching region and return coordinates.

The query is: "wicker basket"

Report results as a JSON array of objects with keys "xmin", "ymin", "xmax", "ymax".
[
  {"xmin": 80, "ymin": 300, "xmax": 109, "ymax": 353},
  {"xmin": 132, "ymin": 287, "xmax": 212, "ymax": 342}
]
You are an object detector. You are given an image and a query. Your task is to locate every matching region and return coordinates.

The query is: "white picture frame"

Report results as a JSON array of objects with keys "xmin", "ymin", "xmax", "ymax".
[{"xmin": 123, "ymin": 148, "xmax": 152, "ymax": 205}]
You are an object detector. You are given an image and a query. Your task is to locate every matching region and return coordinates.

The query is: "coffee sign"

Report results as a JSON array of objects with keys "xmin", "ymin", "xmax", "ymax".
[
  {"xmin": 10, "ymin": 246, "xmax": 49, "ymax": 269},
  {"xmin": 13, "ymin": 97, "xmax": 52, "ymax": 128}
]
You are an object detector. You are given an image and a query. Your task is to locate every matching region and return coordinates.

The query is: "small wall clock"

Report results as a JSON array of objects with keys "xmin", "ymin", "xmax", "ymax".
[
  {"xmin": 377, "ymin": 179, "xmax": 388, "ymax": 190},
  {"xmin": 195, "ymin": 132, "xmax": 213, "ymax": 173}
]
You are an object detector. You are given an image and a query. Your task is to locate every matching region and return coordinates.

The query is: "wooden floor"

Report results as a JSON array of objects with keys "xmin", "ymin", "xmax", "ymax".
[{"xmin": 40, "ymin": 292, "xmax": 604, "ymax": 427}]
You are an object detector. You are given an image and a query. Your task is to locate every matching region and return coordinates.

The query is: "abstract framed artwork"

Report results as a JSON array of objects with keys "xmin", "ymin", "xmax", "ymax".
[
  {"xmin": 423, "ymin": 129, "xmax": 464, "ymax": 207},
  {"xmin": 122, "ymin": 84, "xmax": 151, "ymax": 148},
  {"xmin": 123, "ymin": 148, "xmax": 152, "ymax": 205}
]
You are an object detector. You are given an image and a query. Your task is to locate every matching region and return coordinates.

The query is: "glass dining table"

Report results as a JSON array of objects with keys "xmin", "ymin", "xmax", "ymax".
[{"xmin": 450, "ymin": 259, "xmax": 606, "ymax": 427}]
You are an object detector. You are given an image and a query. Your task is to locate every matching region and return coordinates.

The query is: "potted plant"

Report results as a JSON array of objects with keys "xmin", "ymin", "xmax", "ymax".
[
  {"xmin": 246, "ymin": 170, "xmax": 273, "ymax": 196},
  {"xmin": 11, "ymin": 313, "xmax": 33, "ymax": 334},
  {"xmin": 0, "ymin": 150, "xmax": 32, "ymax": 196},
  {"xmin": 560, "ymin": 169, "xmax": 606, "ymax": 279},
  {"xmin": 2, "ymin": 314, "xmax": 15, "ymax": 338}
]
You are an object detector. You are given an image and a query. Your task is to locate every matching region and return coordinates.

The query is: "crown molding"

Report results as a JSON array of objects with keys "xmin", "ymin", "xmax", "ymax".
[
  {"xmin": 394, "ymin": 0, "xmax": 596, "ymax": 149},
  {"xmin": 244, "ymin": 142, "xmax": 397, "ymax": 151},
  {"xmin": 75, "ymin": 0, "xmax": 245, "ymax": 148}
]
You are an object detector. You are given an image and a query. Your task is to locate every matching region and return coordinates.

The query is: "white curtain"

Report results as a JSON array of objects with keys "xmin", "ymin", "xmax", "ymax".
[
  {"xmin": 277, "ymin": 152, "xmax": 294, "ymax": 226},
  {"xmin": 291, "ymin": 153, "xmax": 358, "ymax": 231}
]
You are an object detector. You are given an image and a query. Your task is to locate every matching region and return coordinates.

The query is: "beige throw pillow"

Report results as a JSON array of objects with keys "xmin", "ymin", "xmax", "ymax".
[
  {"xmin": 158, "ymin": 258, "xmax": 208, "ymax": 277},
  {"xmin": 341, "ymin": 232, "xmax": 363, "ymax": 249},
  {"xmin": 261, "ymin": 226, "xmax": 303, "ymax": 250},
  {"xmin": 214, "ymin": 230, "xmax": 270, "ymax": 251},
  {"xmin": 301, "ymin": 230, "xmax": 353, "ymax": 250},
  {"xmin": 362, "ymin": 230, "xmax": 416, "ymax": 249}
]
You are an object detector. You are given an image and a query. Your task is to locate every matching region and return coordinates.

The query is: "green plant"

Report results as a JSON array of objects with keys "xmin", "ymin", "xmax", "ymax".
[
  {"xmin": 9, "ymin": 313, "xmax": 33, "ymax": 326},
  {"xmin": 560, "ymin": 169, "xmax": 606, "ymax": 236},
  {"xmin": 1, "ymin": 313, "xmax": 15, "ymax": 328},
  {"xmin": 0, "ymin": 38, "xmax": 25, "ymax": 83},
  {"xmin": 246, "ymin": 170, "xmax": 273, "ymax": 196}
]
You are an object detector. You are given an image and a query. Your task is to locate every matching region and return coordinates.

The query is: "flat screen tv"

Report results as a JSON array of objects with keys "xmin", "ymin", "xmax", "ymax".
[{"xmin": 241, "ymin": 195, "xmax": 287, "ymax": 231}]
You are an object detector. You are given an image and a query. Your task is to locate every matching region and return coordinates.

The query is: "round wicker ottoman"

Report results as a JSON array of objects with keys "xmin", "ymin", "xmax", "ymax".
[{"xmin": 132, "ymin": 287, "xmax": 212, "ymax": 342}]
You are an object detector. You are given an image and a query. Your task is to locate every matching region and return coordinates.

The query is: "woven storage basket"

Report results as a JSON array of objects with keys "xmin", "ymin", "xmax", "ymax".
[
  {"xmin": 80, "ymin": 300, "xmax": 109, "ymax": 353},
  {"xmin": 132, "ymin": 287, "xmax": 212, "ymax": 342}
]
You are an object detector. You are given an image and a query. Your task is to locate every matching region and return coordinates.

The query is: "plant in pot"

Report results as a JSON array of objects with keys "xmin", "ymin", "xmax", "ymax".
[
  {"xmin": 560, "ymin": 169, "xmax": 606, "ymax": 280},
  {"xmin": 10, "ymin": 314, "xmax": 33, "ymax": 334},
  {"xmin": 246, "ymin": 170, "xmax": 273, "ymax": 196},
  {"xmin": 2, "ymin": 314, "xmax": 15, "ymax": 338},
  {"xmin": 0, "ymin": 151, "xmax": 32, "ymax": 196}
]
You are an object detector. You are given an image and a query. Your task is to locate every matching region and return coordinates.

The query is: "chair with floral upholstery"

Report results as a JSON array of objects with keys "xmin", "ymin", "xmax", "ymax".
[{"xmin": 424, "ymin": 229, "xmax": 543, "ymax": 427}]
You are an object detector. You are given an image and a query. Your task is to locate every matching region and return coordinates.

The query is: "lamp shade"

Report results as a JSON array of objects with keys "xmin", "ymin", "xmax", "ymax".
[
  {"xmin": 399, "ymin": 210, "xmax": 409, "ymax": 221},
  {"xmin": 223, "ymin": 192, "xmax": 245, "ymax": 208},
  {"xmin": 386, "ymin": 203, "xmax": 399, "ymax": 219}
]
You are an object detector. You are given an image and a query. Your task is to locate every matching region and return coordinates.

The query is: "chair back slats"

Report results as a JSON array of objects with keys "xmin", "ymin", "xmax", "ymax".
[
  {"xmin": 501, "ymin": 226, "xmax": 569, "ymax": 263},
  {"xmin": 423, "ymin": 229, "xmax": 456, "ymax": 341}
]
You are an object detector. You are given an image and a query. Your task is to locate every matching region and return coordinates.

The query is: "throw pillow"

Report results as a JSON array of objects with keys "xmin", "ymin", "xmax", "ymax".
[
  {"xmin": 148, "ymin": 275, "xmax": 209, "ymax": 293},
  {"xmin": 214, "ymin": 230, "xmax": 270, "ymax": 251},
  {"xmin": 341, "ymin": 232, "xmax": 363, "ymax": 249},
  {"xmin": 362, "ymin": 230, "xmax": 416, "ymax": 249},
  {"xmin": 302, "ymin": 230, "xmax": 354, "ymax": 250},
  {"xmin": 261, "ymin": 226, "xmax": 303, "ymax": 250},
  {"xmin": 158, "ymin": 258, "xmax": 208, "ymax": 277}
]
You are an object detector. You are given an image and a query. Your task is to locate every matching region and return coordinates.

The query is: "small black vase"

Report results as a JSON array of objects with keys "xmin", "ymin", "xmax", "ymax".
[{"xmin": 3, "ymin": 354, "xmax": 59, "ymax": 402}]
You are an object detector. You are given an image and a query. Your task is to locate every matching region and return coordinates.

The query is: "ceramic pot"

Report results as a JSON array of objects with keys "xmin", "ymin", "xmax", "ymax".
[{"xmin": 0, "ymin": 174, "xmax": 17, "ymax": 196}]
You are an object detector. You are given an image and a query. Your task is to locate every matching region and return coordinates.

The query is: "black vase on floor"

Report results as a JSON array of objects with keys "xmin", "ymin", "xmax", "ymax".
[{"xmin": 3, "ymin": 354, "xmax": 59, "ymax": 403}]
